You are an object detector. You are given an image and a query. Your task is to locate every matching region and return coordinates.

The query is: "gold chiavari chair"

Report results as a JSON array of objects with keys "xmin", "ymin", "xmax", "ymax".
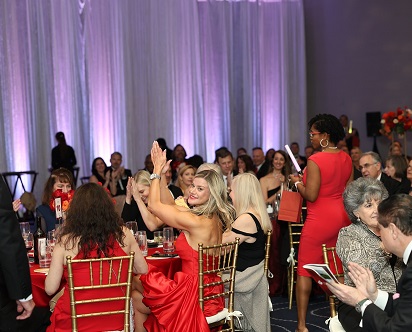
[
  {"xmin": 198, "ymin": 238, "xmax": 240, "ymax": 332},
  {"xmin": 66, "ymin": 252, "xmax": 135, "ymax": 332},
  {"xmin": 322, "ymin": 244, "xmax": 345, "ymax": 318}
]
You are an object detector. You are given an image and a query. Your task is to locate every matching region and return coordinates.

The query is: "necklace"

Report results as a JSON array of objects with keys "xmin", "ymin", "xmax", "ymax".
[{"xmin": 322, "ymin": 146, "xmax": 338, "ymax": 152}]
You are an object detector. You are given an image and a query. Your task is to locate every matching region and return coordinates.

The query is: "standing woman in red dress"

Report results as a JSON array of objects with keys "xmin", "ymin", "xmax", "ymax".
[{"xmin": 290, "ymin": 114, "xmax": 353, "ymax": 332}]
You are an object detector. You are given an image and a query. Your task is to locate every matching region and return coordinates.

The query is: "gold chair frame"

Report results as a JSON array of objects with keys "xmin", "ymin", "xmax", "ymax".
[
  {"xmin": 198, "ymin": 238, "xmax": 240, "ymax": 332},
  {"xmin": 322, "ymin": 244, "xmax": 344, "ymax": 317},
  {"xmin": 66, "ymin": 251, "xmax": 135, "ymax": 332},
  {"xmin": 287, "ymin": 206, "xmax": 306, "ymax": 309},
  {"xmin": 264, "ymin": 230, "xmax": 272, "ymax": 277}
]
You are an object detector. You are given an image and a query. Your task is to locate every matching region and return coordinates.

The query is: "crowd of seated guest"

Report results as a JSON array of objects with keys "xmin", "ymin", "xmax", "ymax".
[{"xmin": 12, "ymin": 126, "xmax": 412, "ymax": 331}]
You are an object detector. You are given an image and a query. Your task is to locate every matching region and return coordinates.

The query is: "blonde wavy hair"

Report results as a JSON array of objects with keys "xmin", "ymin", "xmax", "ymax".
[
  {"xmin": 133, "ymin": 170, "xmax": 150, "ymax": 187},
  {"xmin": 190, "ymin": 170, "xmax": 235, "ymax": 231},
  {"xmin": 231, "ymin": 173, "xmax": 272, "ymax": 233}
]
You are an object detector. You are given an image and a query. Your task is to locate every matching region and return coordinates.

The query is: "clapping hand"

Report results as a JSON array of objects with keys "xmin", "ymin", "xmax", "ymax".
[
  {"xmin": 151, "ymin": 141, "xmax": 166, "ymax": 174},
  {"xmin": 126, "ymin": 177, "xmax": 133, "ymax": 202},
  {"xmin": 347, "ymin": 262, "xmax": 378, "ymax": 301}
]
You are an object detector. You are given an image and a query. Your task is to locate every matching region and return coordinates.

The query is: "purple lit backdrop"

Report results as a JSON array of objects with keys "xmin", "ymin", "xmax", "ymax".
[{"xmin": 0, "ymin": 0, "xmax": 306, "ymax": 200}]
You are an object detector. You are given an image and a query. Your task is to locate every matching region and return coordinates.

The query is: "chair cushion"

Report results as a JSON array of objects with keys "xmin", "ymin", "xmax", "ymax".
[{"xmin": 205, "ymin": 308, "xmax": 229, "ymax": 324}]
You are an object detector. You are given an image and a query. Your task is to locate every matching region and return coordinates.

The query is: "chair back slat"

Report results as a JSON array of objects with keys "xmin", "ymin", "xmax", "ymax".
[
  {"xmin": 67, "ymin": 252, "xmax": 135, "ymax": 332},
  {"xmin": 198, "ymin": 238, "xmax": 239, "ymax": 332}
]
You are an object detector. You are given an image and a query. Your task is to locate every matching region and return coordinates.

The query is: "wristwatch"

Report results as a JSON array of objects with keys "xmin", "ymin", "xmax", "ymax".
[
  {"xmin": 355, "ymin": 298, "xmax": 369, "ymax": 313},
  {"xmin": 150, "ymin": 173, "xmax": 161, "ymax": 181}
]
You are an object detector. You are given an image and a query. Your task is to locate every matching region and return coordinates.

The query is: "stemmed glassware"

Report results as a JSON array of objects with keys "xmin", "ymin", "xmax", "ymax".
[{"xmin": 20, "ymin": 222, "xmax": 34, "ymax": 265}]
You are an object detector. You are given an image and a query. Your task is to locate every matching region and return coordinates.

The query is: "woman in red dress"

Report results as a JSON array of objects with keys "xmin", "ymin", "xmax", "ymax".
[
  {"xmin": 290, "ymin": 114, "xmax": 353, "ymax": 332},
  {"xmin": 132, "ymin": 141, "xmax": 236, "ymax": 332},
  {"xmin": 45, "ymin": 183, "xmax": 148, "ymax": 331}
]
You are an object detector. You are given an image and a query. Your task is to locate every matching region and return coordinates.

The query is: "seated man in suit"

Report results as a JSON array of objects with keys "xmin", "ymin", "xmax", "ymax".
[
  {"xmin": 252, "ymin": 147, "xmax": 270, "ymax": 180},
  {"xmin": 326, "ymin": 194, "xmax": 412, "ymax": 332},
  {"xmin": 359, "ymin": 151, "xmax": 408, "ymax": 196},
  {"xmin": 215, "ymin": 147, "xmax": 237, "ymax": 189},
  {"xmin": 106, "ymin": 151, "xmax": 132, "ymax": 197}
]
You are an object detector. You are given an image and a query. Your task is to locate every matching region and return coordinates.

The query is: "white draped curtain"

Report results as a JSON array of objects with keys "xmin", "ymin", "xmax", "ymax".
[{"xmin": 0, "ymin": 0, "xmax": 306, "ymax": 199}]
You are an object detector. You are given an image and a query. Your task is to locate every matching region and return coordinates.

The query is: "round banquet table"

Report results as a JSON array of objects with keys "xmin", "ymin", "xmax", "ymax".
[{"xmin": 30, "ymin": 246, "xmax": 182, "ymax": 308}]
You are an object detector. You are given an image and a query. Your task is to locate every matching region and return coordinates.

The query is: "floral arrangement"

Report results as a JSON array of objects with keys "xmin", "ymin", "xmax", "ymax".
[
  {"xmin": 380, "ymin": 106, "xmax": 412, "ymax": 136},
  {"xmin": 49, "ymin": 189, "xmax": 75, "ymax": 212}
]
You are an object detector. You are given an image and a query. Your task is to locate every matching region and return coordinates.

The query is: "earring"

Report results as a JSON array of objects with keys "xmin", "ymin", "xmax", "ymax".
[
  {"xmin": 356, "ymin": 216, "xmax": 360, "ymax": 222},
  {"xmin": 320, "ymin": 138, "xmax": 329, "ymax": 148}
]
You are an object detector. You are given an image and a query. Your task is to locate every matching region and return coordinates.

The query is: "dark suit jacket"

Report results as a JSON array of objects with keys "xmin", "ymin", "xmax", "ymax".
[
  {"xmin": 107, "ymin": 167, "xmax": 132, "ymax": 196},
  {"xmin": 363, "ymin": 251, "xmax": 412, "ymax": 331},
  {"xmin": 0, "ymin": 176, "xmax": 32, "ymax": 327},
  {"xmin": 256, "ymin": 160, "xmax": 270, "ymax": 180},
  {"xmin": 380, "ymin": 173, "xmax": 406, "ymax": 196}
]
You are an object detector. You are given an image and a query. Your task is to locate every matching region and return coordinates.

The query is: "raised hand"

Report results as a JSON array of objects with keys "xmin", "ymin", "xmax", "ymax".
[{"xmin": 151, "ymin": 141, "xmax": 166, "ymax": 174}]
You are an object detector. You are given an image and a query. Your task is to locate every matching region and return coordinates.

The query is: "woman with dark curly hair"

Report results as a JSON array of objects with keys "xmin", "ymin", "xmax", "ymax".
[
  {"xmin": 290, "ymin": 114, "xmax": 353, "ymax": 332},
  {"xmin": 45, "ymin": 183, "xmax": 148, "ymax": 331}
]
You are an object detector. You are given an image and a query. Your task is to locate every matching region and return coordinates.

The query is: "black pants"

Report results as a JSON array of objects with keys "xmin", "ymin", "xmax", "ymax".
[{"xmin": 0, "ymin": 304, "xmax": 51, "ymax": 332}]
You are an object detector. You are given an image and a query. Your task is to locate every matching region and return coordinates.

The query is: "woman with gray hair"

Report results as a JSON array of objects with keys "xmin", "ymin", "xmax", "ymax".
[{"xmin": 336, "ymin": 177, "xmax": 403, "ymax": 331}]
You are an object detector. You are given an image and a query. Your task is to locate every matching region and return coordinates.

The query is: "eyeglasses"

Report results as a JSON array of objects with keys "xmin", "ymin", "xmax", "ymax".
[
  {"xmin": 308, "ymin": 131, "xmax": 321, "ymax": 138},
  {"xmin": 359, "ymin": 162, "xmax": 377, "ymax": 171}
]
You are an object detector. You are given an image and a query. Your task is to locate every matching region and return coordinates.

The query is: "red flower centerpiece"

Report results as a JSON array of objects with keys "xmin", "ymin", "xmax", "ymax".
[
  {"xmin": 380, "ymin": 106, "xmax": 412, "ymax": 137},
  {"xmin": 49, "ymin": 189, "xmax": 75, "ymax": 212}
]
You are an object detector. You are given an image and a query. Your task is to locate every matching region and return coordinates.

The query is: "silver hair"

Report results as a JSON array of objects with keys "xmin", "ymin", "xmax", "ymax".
[
  {"xmin": 343, "ymin": 177, "xmax": 388, "ymax": 223},
  {"xmin": 360, "ymin": 151, "xmax": 382, "ymax": 164}
]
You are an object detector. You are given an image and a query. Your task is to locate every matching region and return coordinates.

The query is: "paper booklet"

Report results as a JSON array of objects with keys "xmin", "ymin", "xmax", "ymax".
[{"xmin": 303, "ymin": 263, "xmax": 340, "ymax": 295}]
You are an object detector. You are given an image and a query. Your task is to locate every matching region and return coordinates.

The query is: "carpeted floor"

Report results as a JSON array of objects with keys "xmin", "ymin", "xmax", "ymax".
[{"xmin": 270, "ymin": 295, "xmax": 330, "ymax": 332}]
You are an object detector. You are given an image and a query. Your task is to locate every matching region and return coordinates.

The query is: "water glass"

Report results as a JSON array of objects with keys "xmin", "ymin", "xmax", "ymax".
[
  {"xmin": 126, "ymin": 221, "xmax": 138, "ymax": 236},
  {"xmin": 137, "ymin": 231, "xmax": 148, "ymax": 256},
  {"xmin": 153, "ymin": 231, "xmax": 163, "ymax": 245},
  {"xmin": 47, "ymin": 230, "xmax": 56, "ymax": 255},
  {"xmin": 163, "ymin": 227, "xmax": 174, "ymax": 253},
  {"xmin": 20, "ymin": 222, "xmax": 31, "ymax": 236}
]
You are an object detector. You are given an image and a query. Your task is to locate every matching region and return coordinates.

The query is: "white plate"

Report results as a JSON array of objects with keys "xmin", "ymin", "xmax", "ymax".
[
  {"xmin": 146, "ymin": 255, "xmax": 179, "ymax": 260},
  {"xmin": 34, "ymin": 268, "xmax": 49, "ymax": 274}
]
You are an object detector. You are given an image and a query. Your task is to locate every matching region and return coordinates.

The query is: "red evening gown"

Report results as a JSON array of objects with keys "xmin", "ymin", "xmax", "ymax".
[
  {"xmin": 47, "ymin": 242, "xmax": 129, "ymax": 332},
  {"xmin": 141, "ymin": 233, "xmax": 224, "ymax": 331},
  {"xmin": 297, "ymin": 151, "xmax": 352, "ymax": 277}
]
